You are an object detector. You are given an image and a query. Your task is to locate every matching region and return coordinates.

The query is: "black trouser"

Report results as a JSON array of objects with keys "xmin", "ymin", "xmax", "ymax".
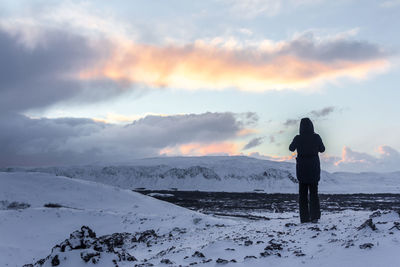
[{"xmin": 299, "ymin": 182, "xmax": 320, "ymax": 222}]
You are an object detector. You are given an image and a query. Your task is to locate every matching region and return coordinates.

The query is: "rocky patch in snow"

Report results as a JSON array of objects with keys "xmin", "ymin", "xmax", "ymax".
[
  {"xmin": 23, "ymin": 226, "xmax": 158, "ymax": 266},
  {"xmin": 0, "ymin": 200, "xmax": 30, "ymax": 210},
  {"xmin": 22, "ymin": 209, "xmax": 400, "ymax": 267}
]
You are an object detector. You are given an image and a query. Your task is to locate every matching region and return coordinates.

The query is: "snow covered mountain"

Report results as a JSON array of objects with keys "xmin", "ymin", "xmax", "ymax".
[{"xmin": 2, "ymin": 156, "xmax": 400, "ymax": 193}]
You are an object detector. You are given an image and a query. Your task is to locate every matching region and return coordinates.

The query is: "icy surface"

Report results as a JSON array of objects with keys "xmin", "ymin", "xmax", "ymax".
[{"xmin": 1, "ymin": 172, "xmax": 400, "ymax": 266}]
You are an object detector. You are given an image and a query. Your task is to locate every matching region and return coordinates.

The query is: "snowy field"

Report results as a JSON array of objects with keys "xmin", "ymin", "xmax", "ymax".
[{"xmin": 1, "ymin": 171, "xmax": 400, "ymax": 267}]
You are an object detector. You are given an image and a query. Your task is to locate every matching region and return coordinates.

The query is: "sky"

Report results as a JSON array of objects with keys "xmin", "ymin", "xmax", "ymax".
[{"xmin": 0, "ymin": 0, "xmax": 400, "ymax": 172}]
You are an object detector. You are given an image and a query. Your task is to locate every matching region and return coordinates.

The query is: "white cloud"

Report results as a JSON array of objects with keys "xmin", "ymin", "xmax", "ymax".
[
  {"xmin": 0, "ymin": 6, "xmax": 391, "ymax": 114},
  {"xmin": 224, "ymin": 0, "xmax": 324, "ymax": 18},
  {"xmin": 322, "ymin": 146, "xmax": 400, "ymax": 172}
]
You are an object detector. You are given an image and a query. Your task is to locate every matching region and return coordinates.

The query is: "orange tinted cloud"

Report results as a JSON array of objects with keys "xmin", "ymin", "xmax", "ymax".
[
  {"xmin": 249, "ymin": 152, "xmax": 297, "ymax": 162},
  {"xmin": 79, "ymin": 40, "xmax": 389, "ymax": 91},
  {"xmin": 334, "ymin": 146, "xmax": 374, "ymax": 166},
  {"xmin": 160, "ymin": 142, "xmax": 239, "ymax": 156}
]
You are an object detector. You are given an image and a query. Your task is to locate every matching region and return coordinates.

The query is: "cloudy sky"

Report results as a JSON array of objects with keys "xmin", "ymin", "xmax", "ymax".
[{"xmin": 1, "ymin": 0, "xmax": 399, "ymax": 172}]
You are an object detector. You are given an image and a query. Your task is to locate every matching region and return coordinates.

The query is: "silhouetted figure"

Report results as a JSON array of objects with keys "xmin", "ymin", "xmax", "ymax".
[{"xmin": 289, "ymin": 118, "xmax": 325, "ymax": 223}]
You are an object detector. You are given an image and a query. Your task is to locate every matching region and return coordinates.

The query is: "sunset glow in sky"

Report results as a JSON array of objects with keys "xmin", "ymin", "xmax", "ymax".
[{"xmin": 1, "ymin": 0, "xmax": 400, "ymax": 172}]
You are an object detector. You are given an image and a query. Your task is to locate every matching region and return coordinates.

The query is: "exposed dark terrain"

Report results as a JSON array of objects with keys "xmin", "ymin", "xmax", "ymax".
[{"xmin": 137, "ymin": 190, "xmax": 400, "ymax": 219}]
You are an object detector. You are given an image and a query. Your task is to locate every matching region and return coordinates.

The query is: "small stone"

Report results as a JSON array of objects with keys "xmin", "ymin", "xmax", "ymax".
[
  {"xmin": 216, "ymin": 258, "xmax": 229, "ymax": 264},
  {"xmin": 51, "ymin": 255, "xmax": 60, "ymax": 266},
  {"xmin": 244, "ymin": 240, "xmax": 253, "ymax": 246},
  {"xmin": 80, "ymin": 251, "xmax": 100, "ymax": 263},
  {"xmin": 192, "ymin": 251, "xmax": 205, "ymax": 258},
  {"xmin": 264, "ymin": 240, "xmax": 283, "ymax": 251},
  {"xmin": 293, "ymin": 250, "xmax": 306, "ymax": 257},
  {"xmin": 359, "ymin": 243, "xmax": 374, "ymax": 249},
  {"xmin": 259, "ymin": 251, "xmax": 271, "ymax": 257},
  {"xmin": 244, "ymin": 255, "xmax": 257, "ymax": 260},
  {"xmin": 160, "ymin": 258, "xmax": 173, "ymax": 264}
]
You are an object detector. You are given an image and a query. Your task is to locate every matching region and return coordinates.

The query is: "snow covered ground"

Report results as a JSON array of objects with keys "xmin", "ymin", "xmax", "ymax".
[
  {"xmin": 1, "ymin": 171, "xmax": 400, "ymax": 267},
  {"xmin": 2, "ymin": 156, "xmax": 400, "ymax": 193}
]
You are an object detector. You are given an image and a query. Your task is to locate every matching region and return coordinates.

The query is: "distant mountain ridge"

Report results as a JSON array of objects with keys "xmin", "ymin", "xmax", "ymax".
[{"xmin": 1, "ymin": 156, "xmax": 399, "ymax": 193}]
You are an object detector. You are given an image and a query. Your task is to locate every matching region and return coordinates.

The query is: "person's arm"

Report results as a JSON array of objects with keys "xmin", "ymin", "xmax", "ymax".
[
  {"xmin": 289, "ymin": 136, "xmax": 298, "ymax": 152},
  {"xmin": 318, "ymin": 135, "xmax": 325, "ymax": 153}
]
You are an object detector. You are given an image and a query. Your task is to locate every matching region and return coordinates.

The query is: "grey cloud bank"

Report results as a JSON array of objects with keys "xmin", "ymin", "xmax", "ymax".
[
  {"xmin": 0, "ymin": 28, "xmax": 97, "ymax": 112},
  {"xmin": 243, "ymin": 137, "xmax": 264, "ymax": 150},
  {"xmin": 310, "ymin": 106, "xmax": 335, "ymax": 117},
  {"xmin": 0, "ymin": 112, "xmax": 250, "ymax": 167},
  {"xmin": 282, "ymin": 32, "xmax": 387, "ymax": 62}
]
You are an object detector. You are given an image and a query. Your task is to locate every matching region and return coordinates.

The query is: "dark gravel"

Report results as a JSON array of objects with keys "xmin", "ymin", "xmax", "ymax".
[{"xmin": 136, "ymin": 190, "xmax": 400, "ymax": 218}]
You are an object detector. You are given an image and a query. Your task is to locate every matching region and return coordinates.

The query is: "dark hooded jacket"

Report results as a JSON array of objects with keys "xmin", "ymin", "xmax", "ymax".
[{"xmin": 289, "ymin": 118, "xmax": 325, "ymax": 183}]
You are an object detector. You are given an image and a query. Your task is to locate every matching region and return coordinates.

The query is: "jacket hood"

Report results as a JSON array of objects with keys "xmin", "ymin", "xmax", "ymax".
[{"xmin": 300, "ymin": 118, "xmax": 314, "ymax": 135}]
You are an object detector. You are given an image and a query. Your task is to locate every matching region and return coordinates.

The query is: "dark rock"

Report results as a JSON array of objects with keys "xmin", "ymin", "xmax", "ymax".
[
  {"xmin": 155, "ymin": 246, "xmax": 176, "ymax": 258},
  {"xmin": 264, "ymin": 239, "xmax": 283, "ymax": 251},
  {"xmin": 308, "ymin": 226, "xmax": 321, "ymax": 231},
  {"xmin": 389, "ymin": 222, "xmax": 400, "ymax": 231},
  {"xmin": 244, "ymin": 240, "xmax": 253, "ymax": 246},
  {"xmin": 44, "ymin": 203, "xmax": 64, "ymax": 208},
  {"xmin": 80, "ymin": 250, "xmax": 100, "ymax": 263},
  {"xmin": 216, "ymin": 258, "xmax": 229, "ymax": 264},
  {"xmin": 51, "ymin": 255, "xmax": 60, "ymax": 266},
  {"xmin": 137, "ymin": 230, "xmax": 158, "ymax": 243},
  {"xmin": 260, "ymin": 251, "xmax": 271, "ymax": 257},
  {"xmin": 359, "ymin": 243, "xmax": 374, "ymax": 249},
  {"xmin": 369, "ymin": 211, "xmax": 382, "ymax": 218},
  {"xmin": 344, "ymin": 240, "xmax": 354, "ymax": 248},
  {"xmin": 244, "ymin": 255, "xmax": 257, "ymax": 260},
  {"xmin": 26, "ymin": 226, "xmax": 149, "ymax": 266},
  {"xmin": 357, "ymin": 219, "xmax": 377, "ymax": 231},
  {"xmin": 134, "ymin": 263, "xmax": 154, "ymax": 267},
  {"xmin": 293, "ymin": 250, "xmax": 306, "ymax": 257},
  {"xmin": 192, "ymin": 251, "xmax": 205, "ymax": 258},
  {"xmin": 6, "ymin": 201, "xmax": 30, "ymax": 210},
  {"xmin": 116, "ymin": 251, "xmax": 137, "ymax": 262},
  {"xmin": 160, "ymin": 258, "xmax": 173, "ymax": 264},
  {"xmin": 285, "ymin": 223, "xmax": 297, "ymax": 227}
]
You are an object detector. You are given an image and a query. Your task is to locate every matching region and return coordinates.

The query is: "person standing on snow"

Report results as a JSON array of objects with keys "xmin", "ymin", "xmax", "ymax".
[{"xmin": 289, "ymin": 118, "xmax": 325, "ymax": 223}]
